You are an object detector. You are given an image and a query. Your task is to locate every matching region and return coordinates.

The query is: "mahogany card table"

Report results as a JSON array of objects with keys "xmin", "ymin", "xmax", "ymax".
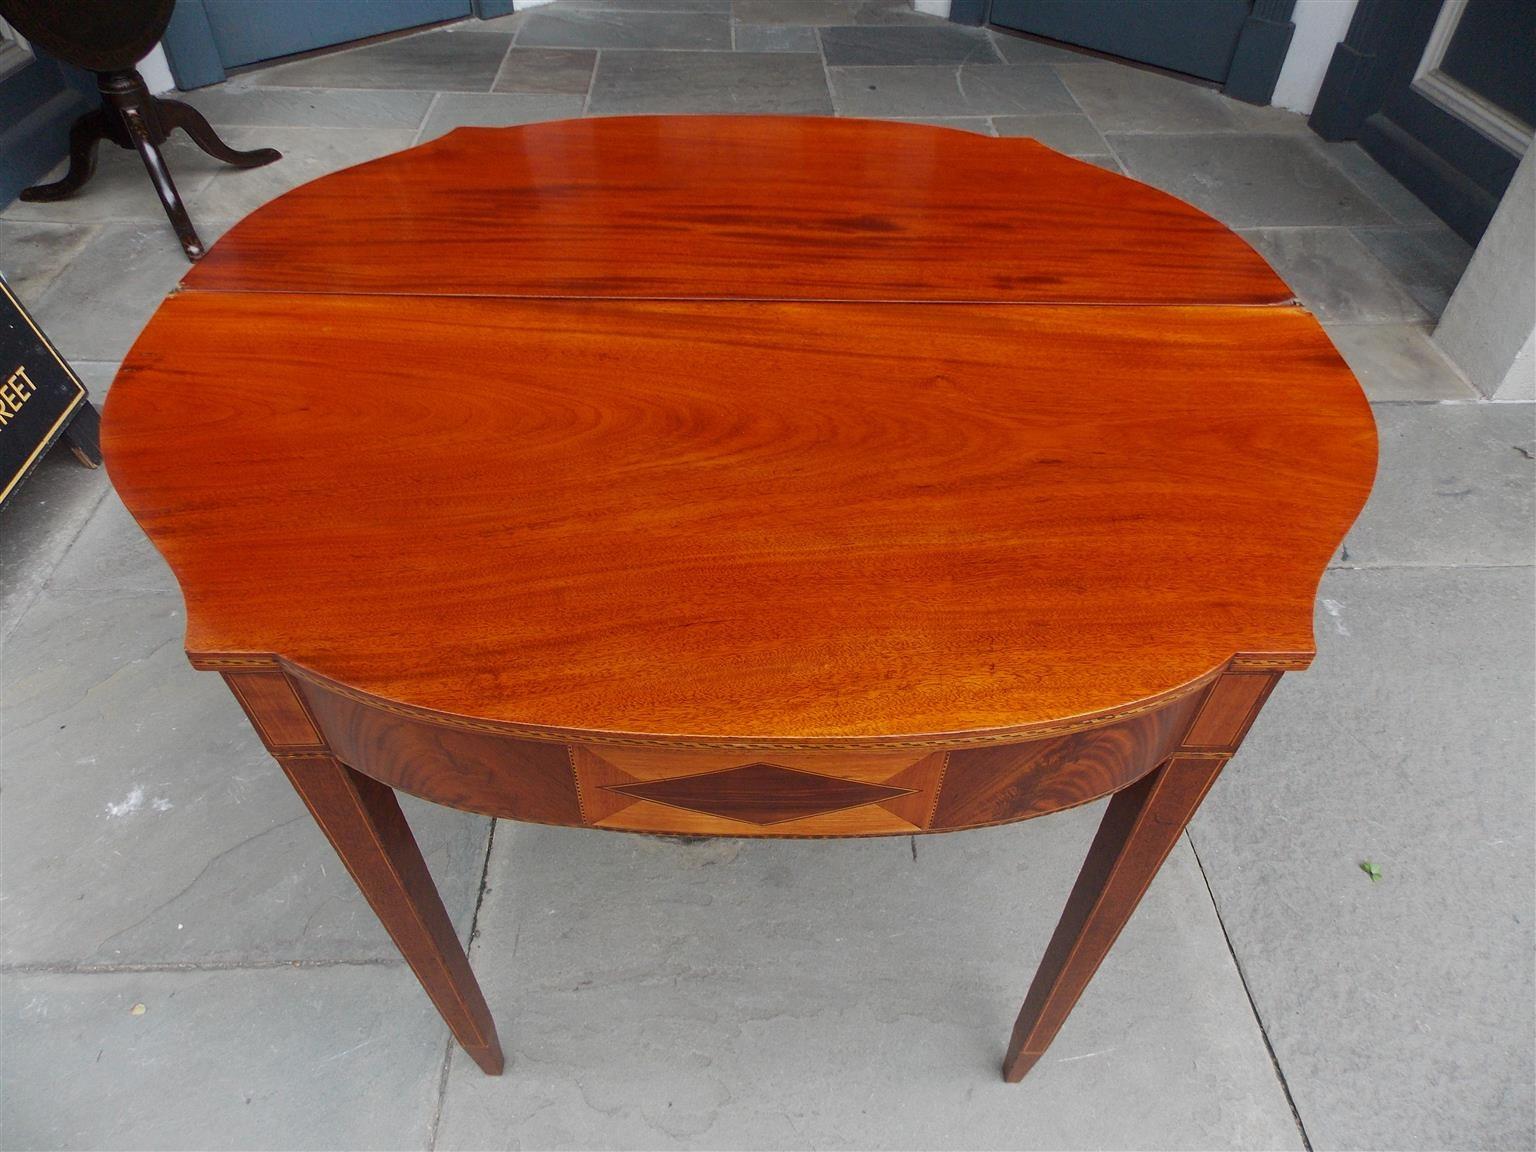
[{"xmin": 103, "ymin": 117, "xmax": 1377, "ymax": 1081}]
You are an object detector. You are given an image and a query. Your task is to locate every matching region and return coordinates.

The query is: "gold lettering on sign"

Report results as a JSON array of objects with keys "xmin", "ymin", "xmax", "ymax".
[{"xmin": 0, "ymin": 365, "xmax": 38, "ymax": 428}]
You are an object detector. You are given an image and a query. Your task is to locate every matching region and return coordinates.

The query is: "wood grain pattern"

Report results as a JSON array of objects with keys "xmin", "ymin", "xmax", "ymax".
[
  {"xmin": 106, "ymin": 296, "xmax": 1374, "ymax": 745},
  {"xmin": 180, "ymin": 117, "xmax": 1292, "ymax": 305},
  {"xmin": 222, "ymin": 670, "xmax": 504, "ymax": 1075},
  {"xmin": 285, "ymin": 666, "xmax": 1205, "ymax": 837},
  {"xmin": 1181, "ymin": 671, "xmax": 1280, "ymax": 751},
  {"xmin": 1000, "ymin": 669, "xmax": 1280, "ymax": 1081},
  {"xmin": 223, "ymin": 670, "xmax": 324, "ymax": 752},
  {"xmin": 1002, "ymin": 751, "xmax": 1229, "ymax": 1082},
  {"xmin": 929, "ymin": 688, "xmax": 1202, "ymax": 830},
  {"xmin": 603, "ymin": 762, "xmax": 911, "ymax": 825},
  {"xmin": 277, "ymin": 753, "xmax": 504, "ymax": 1076},
  {"xmin": 570, "ymin": 741, "xmax": 943, "ymax": 836},
  {"xmin": 878, "ymin": 753, "xmax": 947, "ymax": 828},
  {"xmin": 299, "ymin": 676, "xmax": 584, "ymax": 826}
]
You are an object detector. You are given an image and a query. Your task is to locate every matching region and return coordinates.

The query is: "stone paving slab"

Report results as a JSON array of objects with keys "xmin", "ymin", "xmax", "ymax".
[
  {"xmin": 0, "ymin": 588, "xmax": 490, "ymax": 967},
  {"xmin": 1190, "ymin": 566, "xmax": 1536, "ymax": 1150},
  {"xmin": 0, "ymin": 135, "xmax": 218, "ymax": 227},
  {"xmin": 27, "ymin": 221, "xmax": 220, "ymax": 363},
  {"xmin": 1110, "ymin": 135, "xmax": 1394, "ymax": 229},
  {"xmin": 0, "ymin": 220, "xmax": 101, "ymax": 302},
  {"xmin": 1240, "ymin": 227, "xmax": 1431, "ymax": 323},
  {"xmin": 567, "ymin": 0, "xmax": 731, "ymax": 10},
  {"xmin": 71, "ymin": 361, "xmax": 119, "ymax": 400},
  {"xmin": 1, "ymin": 965, "xmax": 449, "ymax": 1151},
  {"xmin": 1055, "ymin": 61, "xmax": 1241, "ymax": 134},
  {"xmin": 492, "ymin": 48, "xmax": 600, "ymax": 95},
  {"xmin": 181, "ymin": 86, "xmax": 436, "ymax": 130},
  {"xmin": 844, "ymin": 0, "xmax": 938, "ymax": 25},
  {"xmin": 0, "ymin": 455, "xmax": 107, "ymax": 644},
  {"xmin": 1351, "ymin": 224, "xmax": 1474, "ymax": 321},
  {"xmin": 1309, "ymin": 140, "xmax": 1447, "ymax": 228},
  {"xmin": 818, "ymin": 23, "xmax": 1000, "ymax": 65},
  {"xmin": 1323, "ymin": 324, "xmax": 1478, "ymax": 402},
  {"xmin": 732, "ymin": 23, "xmax": 819, "ymax": 52},
  {"xmin": 877, "ymin": 114, "xmax": 993, "ymax": 134},
  {"xmin": 732, "ymin": 0, "xmax": 859, "ymax": 26},
  {"xmin": 419, "ymin": 94, "xmax": 589, "ymax": 141},
  {"xmin": 828, "ymin": 63, "xmax": 1076, "ymax": 118},
  {"xmin": 590, "ymin": 51, "xmax": 833, "ymax": 115},
  {"xmin": 253, "ymin": 30, "xmax": 515, "ymax": 91},
  {"xmin": 992, "ymin": 112, "xmax": 1107, "ymax": 154},
  {"xmin": 39, "ymin": 489, "xmax": 172, "ymax": 595},
  {"xmin": 519, "ymin": 8, "xmax": 732, "ymax": 49},
  {"xmin": 988, "ymin": 31, "xmax": 1087, "ymax": 64},
  {"xmin": 434, "ymin": 819, "xmax": 1304, "ymax": 1150},
  {"xmin": 567, "ymin": 0, "xmax": 731, "ymax": 8},
  {"xmin": 1341, "ymin": 402, "xmax": 1535, "ymax": 568},
  {"xmin": 185, "ymin": 127, "xmax": 418, "ymax": 224}
]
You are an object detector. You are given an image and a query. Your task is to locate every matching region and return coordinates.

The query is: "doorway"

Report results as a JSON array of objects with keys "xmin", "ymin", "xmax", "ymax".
[
  {"xmin": 954, "ymin": 0, "xmax": 1297, "ymax": 104},
  {"xmin": 161, "ymin": 0, "xmax": 501, "ymax": 89},
  {"xmin": 1310, "ymin": 0, "xmax": 1533, "ymax": 243}
]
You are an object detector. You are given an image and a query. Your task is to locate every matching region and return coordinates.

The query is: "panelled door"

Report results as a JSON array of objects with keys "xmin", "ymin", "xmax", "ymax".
[
  {"xmin": 979, "ymin": 0, "xmax": 1295, "ymax": 103},
  {"xmin": 0, "ymin": 21, "xmax": 92, "ymax": 205},
  {"xmin": 1311, "ymin": 0, "xmax": 1534, "ymax": 242},
  {"xmin": 164, "ymin": 0, "xmax": 476, "ymax": 88},
  {"xmin": 989, "ymin": 0, "xmax": 1251, "ymax": 82},
  {"xmin": 201, "ymin": 0, "xmax": 470, "ymax": 68}
]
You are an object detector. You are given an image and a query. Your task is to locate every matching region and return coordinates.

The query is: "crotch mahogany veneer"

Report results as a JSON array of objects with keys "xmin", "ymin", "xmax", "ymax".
[{"xmin": 103, "ymin": 117, "xmax": 1377, "ymax": 1082}]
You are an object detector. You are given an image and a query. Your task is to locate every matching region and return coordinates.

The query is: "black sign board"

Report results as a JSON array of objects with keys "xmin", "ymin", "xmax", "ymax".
[{"xmin": 0, "ymin": 273, "xmax": 100, "ymax": 506}]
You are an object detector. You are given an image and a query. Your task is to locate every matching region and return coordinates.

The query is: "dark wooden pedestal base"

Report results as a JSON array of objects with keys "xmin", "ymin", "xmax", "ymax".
[{"xmin": 20, "ymin": 68, "xmax": 281, "ymax": 261}]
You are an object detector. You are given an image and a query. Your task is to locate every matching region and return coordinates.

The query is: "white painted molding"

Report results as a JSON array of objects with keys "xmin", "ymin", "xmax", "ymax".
[
  {"xmin": 1415, "ymin": 70, "xmax": 1532, "ymax": 154},
  {"xmin": 913, "ymin": 0, "xmax": 952, "ymax": 16},
  {"xmin": 1413, "ymin": 0, "xmax": 1532, "ymax": 155},
  {"xmin": 1272, "ymin": 0, "xmax": 1357, "ymax": 115},
  {"xmin": 1434, "ymin": 147, "xmax": 1536, "ymax": 402},
  {"xmin": 140, "ymin": 44, "xmax": 176, "ymax": 95}
]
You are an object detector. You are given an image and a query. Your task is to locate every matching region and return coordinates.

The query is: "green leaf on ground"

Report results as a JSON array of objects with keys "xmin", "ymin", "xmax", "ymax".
[{"xmin": 1360, "ymin": 860, "xmax": 1382, "ymax": 882}]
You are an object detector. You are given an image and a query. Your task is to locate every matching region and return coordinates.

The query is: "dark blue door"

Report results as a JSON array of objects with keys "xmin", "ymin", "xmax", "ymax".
[
  {"xmin": 988, "ymin": 0, "xmax": 1252, "ymax": 82},
  {"xmin": 0, "ymin": 46, "xmax": 93, "ymax": 205},
  {"xmin": 164, "ymin": 0, "xmax": 475, "ymax": 88},
  {"xmin": 1311, "ymin": 0, "xmax": 1534, "ymax": 242},
  {"xmin": 202, "ymin": 0, "xmax": 471, "ymax": 68}
]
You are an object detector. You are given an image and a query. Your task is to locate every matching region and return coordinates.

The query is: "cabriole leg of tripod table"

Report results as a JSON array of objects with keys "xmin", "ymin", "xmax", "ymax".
[
  {"xmin": 1002, "ymin": 667, "xmax": 1281, "ymax": 1082},
  {"xmin": 221, "ymin": 669, "xmax": 503, "ymax": 1074}
]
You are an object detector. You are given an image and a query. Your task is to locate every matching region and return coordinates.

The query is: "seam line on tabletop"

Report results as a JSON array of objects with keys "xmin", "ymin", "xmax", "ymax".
[{"xmin": 164, "ymin": 286, "xmax": 1308, "ymax": 310}]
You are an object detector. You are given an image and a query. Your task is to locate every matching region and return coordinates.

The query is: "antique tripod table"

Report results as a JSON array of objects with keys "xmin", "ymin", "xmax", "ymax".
[{"xmin": 103, "ymin": 117, "xmax": 1377, "ymax": 1081}]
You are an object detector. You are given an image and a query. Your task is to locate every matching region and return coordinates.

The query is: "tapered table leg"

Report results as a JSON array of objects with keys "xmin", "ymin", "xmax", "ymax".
[
  {"xmin": 279, "ymin": 755, "xmax": 504, "ymax": 1074},
  {"xmin": 1002, "ymin": 667, "xmax": 1281, "ymax": 1082},
  {"xmin": 222, "ymin": 669, "xmax": 504, "ymax": 1074},
  {"xmin": 1002, "ymin": 754, "xmax": 1226, "ymax": 1081}
]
